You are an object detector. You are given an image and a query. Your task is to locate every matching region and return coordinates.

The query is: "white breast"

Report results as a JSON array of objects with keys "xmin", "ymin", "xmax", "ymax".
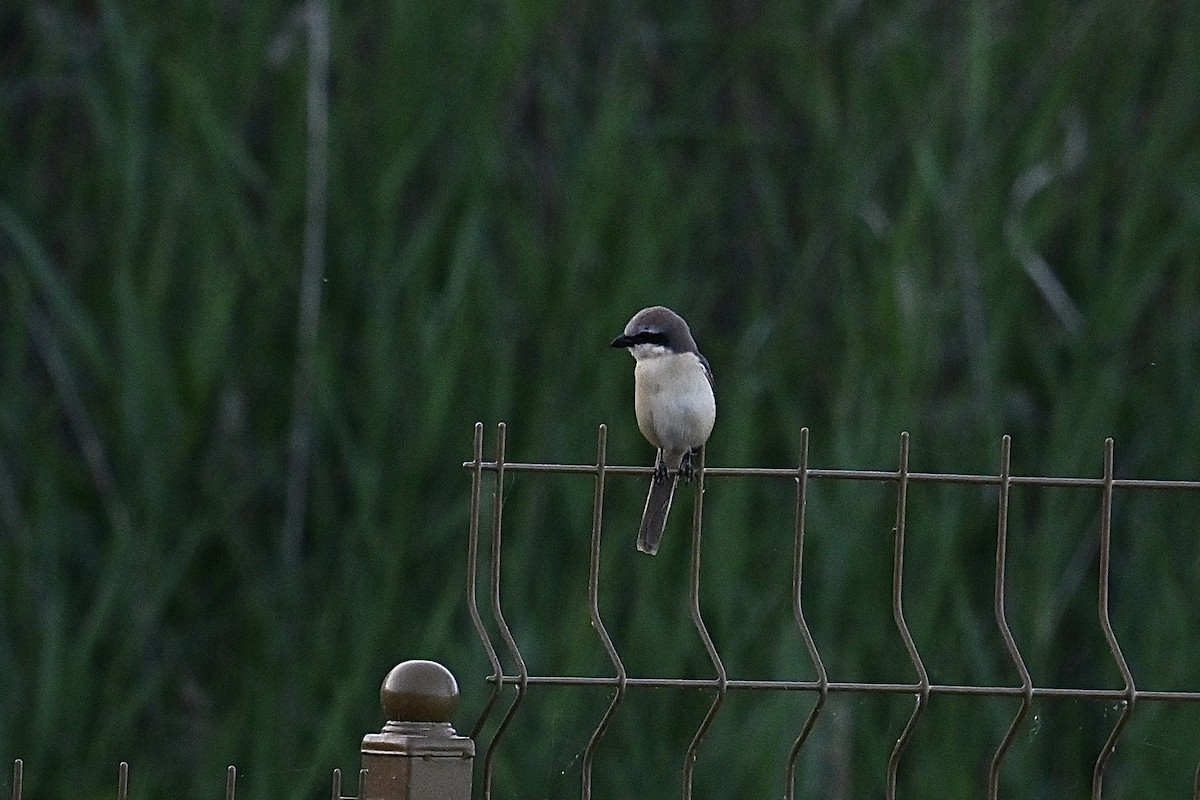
[{"xmin": 633, "ymin": 351, "xmax": 716, "ymax": 461}]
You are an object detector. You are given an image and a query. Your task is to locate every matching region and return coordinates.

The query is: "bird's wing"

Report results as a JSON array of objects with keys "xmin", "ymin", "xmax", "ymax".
[{"xmin": 697, "ymin": 352, "xmax": 715, "ymax": 393}]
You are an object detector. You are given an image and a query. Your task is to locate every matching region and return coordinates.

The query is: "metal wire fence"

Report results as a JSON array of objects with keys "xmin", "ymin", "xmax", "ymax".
[
  {"xmin": 463, "ymin": 422, "xmax": 1200, "ymax": 800},
  {"xmin": 9, "ymin": 422, "xmax": 1198, "ymax": 800},
  {"xmin": 5, "ymin": 761, "xmax": 362, "ymax": 800}
]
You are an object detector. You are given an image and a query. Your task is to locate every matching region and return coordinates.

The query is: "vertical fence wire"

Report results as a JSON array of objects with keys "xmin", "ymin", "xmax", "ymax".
[
  {"xmin": 581, "ymin": 425, "xmax": 627, "ymax": 800},
  {"xmin": 987, "ymin": 435, "xmax": 1033, "ymax": 799},
  {"xmin": 329, "ymin": 768, "xmax": 340, "ymax": 800},
  {"xmin": 224, "ymin": 765, "xmax": 236, "ymax": 800},
  {"xmin": 117, "ymin": 762, "xmax": 128, "ymax": 800},
  {"xmin": 784, "ymin": 427, "xmax": 828, "ymax": 800},
  {"xmin": 681, "ymin": 446, "xmax": 727, "ymax": 800},
  {"xmin": 1092, "ymin": 438, "xmax": 1137, "ymax": 799},
  {"xmin": 467, "ymin": 422, "xmax": 503, "ymax": 740},
  {"xmin": 10, "ymin": 759, "xmax": 20, "ymax": 800},
  {"xmin": 482, "ymin": 423, "xmax": 529, "ymax": 800},
  {"xmin": 885, "ymin": 432, "xmax": 930, "ymax": 799}
]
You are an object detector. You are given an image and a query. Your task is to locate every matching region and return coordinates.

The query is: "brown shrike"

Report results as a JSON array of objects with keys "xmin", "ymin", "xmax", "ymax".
[{"xmin": 610, "ymin": 306, "xmax": 716, "ymax": 555}]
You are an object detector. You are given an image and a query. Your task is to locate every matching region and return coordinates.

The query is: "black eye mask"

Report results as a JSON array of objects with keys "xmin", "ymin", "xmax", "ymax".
[{"xmin": 628, "ymin": 331, "xmax": 670, "ymax": 346}]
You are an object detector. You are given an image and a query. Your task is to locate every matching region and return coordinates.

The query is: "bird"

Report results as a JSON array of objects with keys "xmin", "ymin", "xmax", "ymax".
[{"xmin": 610, "ymin": 306, "xmax": 716, "ymax": 555}]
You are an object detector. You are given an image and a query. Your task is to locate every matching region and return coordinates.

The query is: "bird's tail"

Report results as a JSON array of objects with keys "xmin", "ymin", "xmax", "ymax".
[{"xmin": 637, "ymin": 473, "xmax": 677, "ymax": 555}]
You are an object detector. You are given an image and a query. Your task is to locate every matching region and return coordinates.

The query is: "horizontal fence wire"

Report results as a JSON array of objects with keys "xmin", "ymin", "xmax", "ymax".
[{"xmin": 463, "ymin": 422, "xmax": 1200, "ymax": 800}]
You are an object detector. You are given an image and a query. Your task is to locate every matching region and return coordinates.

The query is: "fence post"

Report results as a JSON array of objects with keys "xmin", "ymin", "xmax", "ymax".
[{"xmin": 359, "ymin": 660, "xmax": 474, "ymax": 800}]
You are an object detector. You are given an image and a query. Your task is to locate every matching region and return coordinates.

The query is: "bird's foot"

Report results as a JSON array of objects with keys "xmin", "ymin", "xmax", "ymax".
[
  {"xmin": 679, "ymin": 450, "xmax": 697, "ymax": 483},
  {"xmin": 653, "ymin": 458, "xmax": 670, "ymax": 485}
]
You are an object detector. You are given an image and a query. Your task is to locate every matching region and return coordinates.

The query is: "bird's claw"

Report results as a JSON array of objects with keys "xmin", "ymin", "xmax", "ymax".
[
  {"xmin": 679, "ymin": 450, "xmax": 697, "ymax": 483},
  {"xmin": 653, "ymin": 459, "xmax": 670, "ymax": 485}
]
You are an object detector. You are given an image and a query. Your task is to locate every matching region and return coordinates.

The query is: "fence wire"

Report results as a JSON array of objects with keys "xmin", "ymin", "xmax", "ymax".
[{"xmin": 463, "ymin": 422, "xmax": 1200, "ymax": 800}]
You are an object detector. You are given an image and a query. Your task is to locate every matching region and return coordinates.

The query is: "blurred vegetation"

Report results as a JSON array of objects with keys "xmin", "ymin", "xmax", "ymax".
[{"xmin": 2, "ymin": 0, "xmax": 1199, "ymax": 798}]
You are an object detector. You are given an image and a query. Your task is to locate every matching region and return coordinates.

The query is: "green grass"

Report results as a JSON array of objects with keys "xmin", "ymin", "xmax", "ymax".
[{"xmin": 2, "ymin": 1, "xmax": 1199, "ymax": 798}]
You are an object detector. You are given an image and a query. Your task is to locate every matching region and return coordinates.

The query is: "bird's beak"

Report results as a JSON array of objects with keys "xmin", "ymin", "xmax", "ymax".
[{"xmin": 610, "ymin": 334, "xmax": 634, "ymax": 348}]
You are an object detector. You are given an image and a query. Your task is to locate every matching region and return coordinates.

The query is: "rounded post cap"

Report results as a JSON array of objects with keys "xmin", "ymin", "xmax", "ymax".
[{"xmin": 380, "ymin": 660, "xmax": 459, "ymax": 722}]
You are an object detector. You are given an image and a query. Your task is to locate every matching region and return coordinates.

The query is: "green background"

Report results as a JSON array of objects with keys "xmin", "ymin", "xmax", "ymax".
[{"xmin": 2, "ymin": 1, "xmax": 1199, "ymax": 798}]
